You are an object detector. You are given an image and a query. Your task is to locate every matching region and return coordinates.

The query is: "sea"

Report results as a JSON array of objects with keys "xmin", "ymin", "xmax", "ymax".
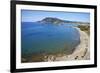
[{"xmin": 21, "ymin": 22, "xmax": 80, "ymax": 57}]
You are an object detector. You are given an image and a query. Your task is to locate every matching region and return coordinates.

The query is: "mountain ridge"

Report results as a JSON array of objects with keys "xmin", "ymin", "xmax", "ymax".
[{"xmin": 37, "ymin": 17, "xmax": 90, "ymax": 25}]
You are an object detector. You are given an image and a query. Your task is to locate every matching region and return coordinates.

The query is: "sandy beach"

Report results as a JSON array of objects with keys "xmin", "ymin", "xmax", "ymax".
[{"xmin": 44, "ymin": 27, "xmax": 90, "ymax": 61}]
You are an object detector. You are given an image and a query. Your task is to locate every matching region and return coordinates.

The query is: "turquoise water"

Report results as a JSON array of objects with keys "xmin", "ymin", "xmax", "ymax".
[{"xmin": 21, "ymin": 22, "xmax": 80, "ymax": 57}]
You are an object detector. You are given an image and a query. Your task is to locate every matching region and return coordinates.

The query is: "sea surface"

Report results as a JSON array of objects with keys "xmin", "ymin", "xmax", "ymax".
[{"xmin": 21, "ymin": 22, "xmax": 80, "ymax": 57}]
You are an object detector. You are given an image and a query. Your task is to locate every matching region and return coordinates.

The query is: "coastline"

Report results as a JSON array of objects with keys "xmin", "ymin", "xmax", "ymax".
[
  {"xmin": 43, "ymin": 27, "xmax": 90, "ymax": 61},
  {"xmin": 22, "ymin": 26, "xmax": 90, "ymax": 62}
]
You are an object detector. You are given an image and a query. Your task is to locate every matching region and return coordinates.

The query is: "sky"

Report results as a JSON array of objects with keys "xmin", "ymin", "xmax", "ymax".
[{"xmin": 21, "ymin": 10, "xmax": 90, "ymax": 23}]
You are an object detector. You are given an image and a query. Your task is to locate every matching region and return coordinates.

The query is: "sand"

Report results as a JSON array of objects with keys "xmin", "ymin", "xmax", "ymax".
[{"xmin": 44, "ymin": 27, "xmax": 90, "ymax": 61}]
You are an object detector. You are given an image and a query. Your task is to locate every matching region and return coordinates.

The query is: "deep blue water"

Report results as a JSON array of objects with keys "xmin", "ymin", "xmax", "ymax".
[{"xmin": 21, "ymin": 22, "xmax": 80, "ymax": 57}]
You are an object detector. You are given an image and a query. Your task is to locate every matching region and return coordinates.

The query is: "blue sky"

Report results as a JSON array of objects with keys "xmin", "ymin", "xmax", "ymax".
[{"xmin": 21, "ymin": 10, "xmax": 90, "ymax": 23}]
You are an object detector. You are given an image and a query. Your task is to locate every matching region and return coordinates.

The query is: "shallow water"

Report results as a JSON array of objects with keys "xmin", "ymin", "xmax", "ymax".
[{"xmin": 21, "ymin": 22, "xmax": 80, "ymax": 57}]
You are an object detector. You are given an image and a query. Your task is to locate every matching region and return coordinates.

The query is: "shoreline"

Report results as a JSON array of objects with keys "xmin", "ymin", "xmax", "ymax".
[
  {"xmin": 43, "ymin": 27, "xmax": 90, "ymax": 61},
  {"xmin": 22, "ymin": 27, "xmax": 90, "ymax": 62}
]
